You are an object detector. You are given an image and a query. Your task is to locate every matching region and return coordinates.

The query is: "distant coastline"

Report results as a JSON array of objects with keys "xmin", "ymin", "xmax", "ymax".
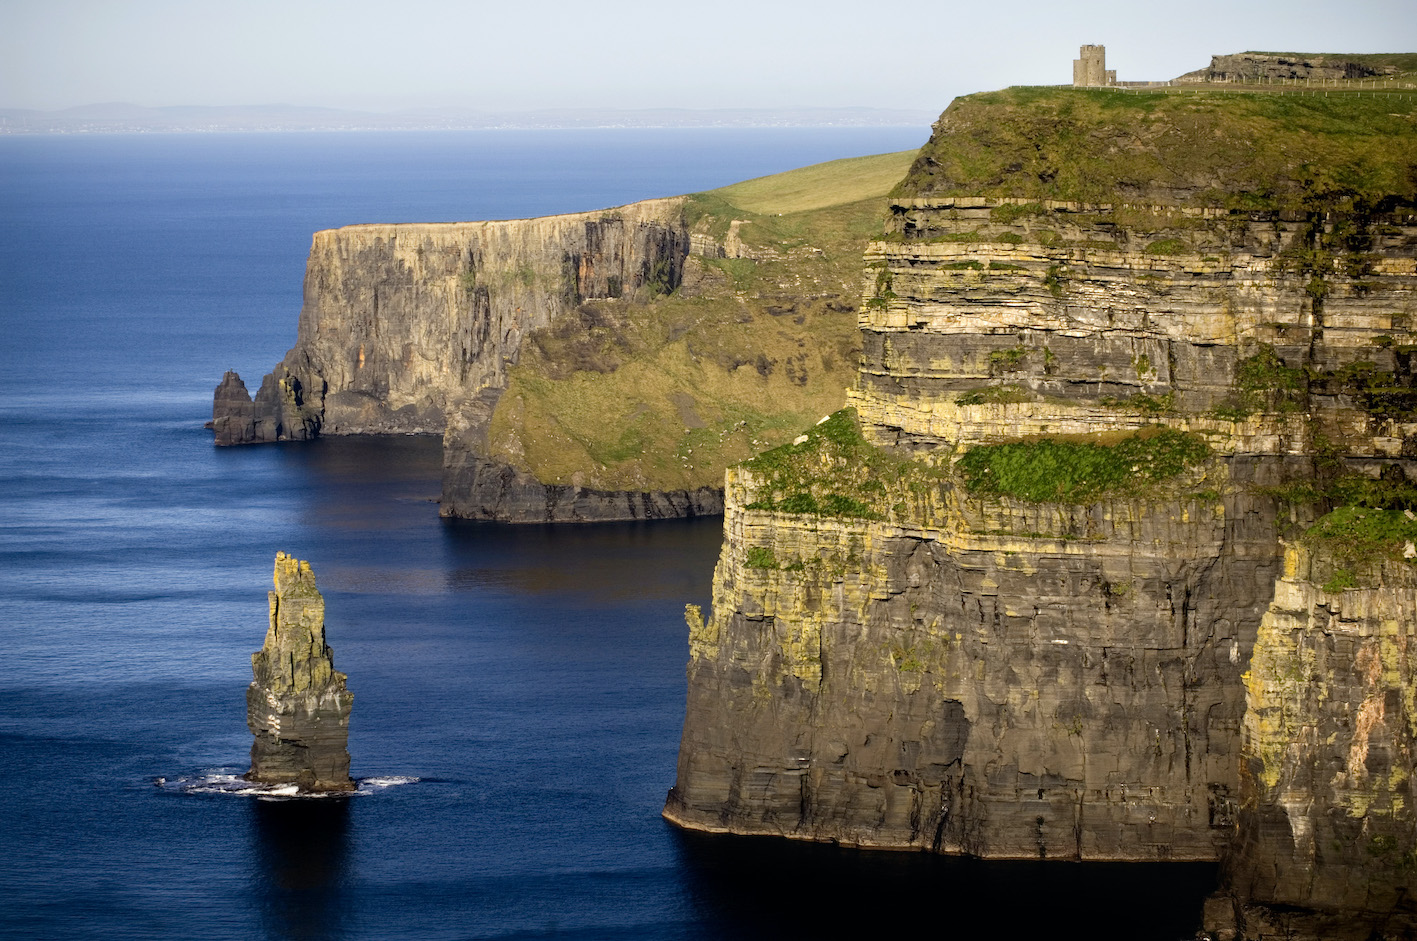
[{"xmin": 0, "ymin": 103, "xmax": 936, "ymax": 135}]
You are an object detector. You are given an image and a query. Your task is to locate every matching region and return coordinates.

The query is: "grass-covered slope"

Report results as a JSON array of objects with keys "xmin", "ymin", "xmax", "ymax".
[
  {"xmin": 896, "ymin": 85, "xmax": 1417, "ymax": 208},
  {"xmin": 485, "ymin": 150, "xmax": 918, "ymax": 493}
]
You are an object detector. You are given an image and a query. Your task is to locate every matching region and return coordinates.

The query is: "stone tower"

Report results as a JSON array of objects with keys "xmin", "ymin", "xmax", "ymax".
[{"xmin": 1073, "ymin": 44, "xmax": 1116, "ymax": 86}]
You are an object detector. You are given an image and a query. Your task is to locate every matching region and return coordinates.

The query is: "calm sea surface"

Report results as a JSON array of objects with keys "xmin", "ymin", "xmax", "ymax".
[{"xmin": 0, "ymin": 128, "xmax": 1214, "ymax": 939}]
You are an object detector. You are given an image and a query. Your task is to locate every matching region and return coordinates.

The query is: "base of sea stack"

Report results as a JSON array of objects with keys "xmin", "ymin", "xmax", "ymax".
[
  {"xmin": 245, "ymin": 734, "xmax": 356, "ymax": 793},
  {"xmin": 441, "ymin": 455, "xmax": 723, "ymax": 523}
]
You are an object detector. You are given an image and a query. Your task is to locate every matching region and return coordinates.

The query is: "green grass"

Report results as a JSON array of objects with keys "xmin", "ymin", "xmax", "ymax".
[
  {"xmin": 955, "ymin": 384, "xmax": 1033, "ymax": 406},
  {"xmin": 1303, "ymin": 506, "xmax": 1417, "ymax": 568},
  {"xmin": 713, "ymin": 151, "xmax": 918, "ymax": 214},
  {"xmin": 956, "ymin": 428, "xmax": 1211, "ymax": 503},
  {"xmin": 741, "ymin": 409, "xmax": 944, "ymax": 520},
  {"xmin": 489, "ymin": 149, "xmax": 920, "ymax": 493},
  {"xmin": 1210, "ymin": 344, "xmax": 1308, "ymax": 418},
  {"xmin": 893, "ymin": 86, "xmax": 1417, "ymax": 210},
  {"xmin": 745, "ymin": 546, "xmax": 779, "ymax": 569}
]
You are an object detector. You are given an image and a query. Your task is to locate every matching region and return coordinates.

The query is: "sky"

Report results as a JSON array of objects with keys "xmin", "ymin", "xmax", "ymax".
[{"xmin": 2, "ymin": 0, "xmax": 1415, "ymax": 114}]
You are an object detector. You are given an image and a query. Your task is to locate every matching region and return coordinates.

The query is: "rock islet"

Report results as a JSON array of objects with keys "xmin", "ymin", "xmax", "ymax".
[{"xmin": 245, "ymin": 551, "xmax": 354, "ymax": 793}]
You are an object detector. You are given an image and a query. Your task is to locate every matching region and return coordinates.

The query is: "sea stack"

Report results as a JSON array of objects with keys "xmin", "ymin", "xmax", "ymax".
[{"xmin": 246, "ymin": 552, "xmax": 354, "ymax": 792}]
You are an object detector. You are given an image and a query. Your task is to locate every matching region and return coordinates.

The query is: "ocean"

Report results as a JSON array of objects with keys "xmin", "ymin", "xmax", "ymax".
[{"xmin": 0, "ymin": 127, "xmax": 1216, "ymax": 939}]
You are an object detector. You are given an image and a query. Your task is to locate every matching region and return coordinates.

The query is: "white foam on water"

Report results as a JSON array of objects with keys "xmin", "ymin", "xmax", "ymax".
[
  {"xmin": 157, "ymin": 770, "xmax": 420, "ymax": 798},
  {"xmin": 359, "ymin": 776, "xmax": 420, "ymax": 790}
]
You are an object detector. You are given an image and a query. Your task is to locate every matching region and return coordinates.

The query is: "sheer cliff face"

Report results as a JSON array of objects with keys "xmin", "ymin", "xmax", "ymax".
[
  {"xmin": 667, "ymin": 456, "xmax": 1283, "ymax": 859},
  {"xmin": 280, "ymin": 198, "xmax": 688, "ymax": 437},
  {"xmin": 667, "ymin": 87, "xmax": 1417, "ymax": 868},
  {"xmin": 281, "ymin": 199, "xmax": 685, "ymax": 436},
  {"xmin": 1223, "ymin": 547, "xmax": 1417, "ymax": 939}
]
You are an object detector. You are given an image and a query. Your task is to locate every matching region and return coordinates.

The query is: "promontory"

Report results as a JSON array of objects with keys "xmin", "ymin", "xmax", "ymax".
[{"xmin": 663, "ymin": 54, "xmax": 1417, "ymax": 941}]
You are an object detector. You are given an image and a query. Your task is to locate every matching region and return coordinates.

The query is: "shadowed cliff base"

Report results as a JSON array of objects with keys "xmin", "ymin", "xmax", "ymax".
[{"xmin": 672, "ymin": 830, "xmax": 1217, "ymax": 940}]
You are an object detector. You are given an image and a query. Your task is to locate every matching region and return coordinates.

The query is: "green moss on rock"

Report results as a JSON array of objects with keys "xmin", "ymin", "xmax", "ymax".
[
  {"xmin": 742, "ymin": 408, "xmax": 944, "ymax": 520},
  {"xmin": 956, "ymin": 428, "xmax": 1211, "ymax": 503}
]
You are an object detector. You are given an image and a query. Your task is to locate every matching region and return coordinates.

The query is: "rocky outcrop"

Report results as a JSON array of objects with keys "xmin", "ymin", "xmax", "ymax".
[
  {"xmin": 441, "ymin": 451, "xmax": 723, "ymax": 523},
  {"xmin": 1177, "ymin": 52, "xmax": 1400, "ymax": 84},
  {"xmin": 666, "ymin": 78, "xmax": 1417, "ymax": 929},
  {"xmin": 1210, "ymin": 546, "xmax": 1417, "ymax": 940},
  {"xmin": 210, "ymin": 371, "xmax": 257, "ymax": 445},
  {"xmin": 246, "ymin": 552, "xmax": 354, "ymax": 793},
  {"xmin": 211, "ymin": 198, "xmax": 698, "ymax": 517},
  {"xmin": 209, "ymin": 367, "xmax": 318, "ymax": 445}
]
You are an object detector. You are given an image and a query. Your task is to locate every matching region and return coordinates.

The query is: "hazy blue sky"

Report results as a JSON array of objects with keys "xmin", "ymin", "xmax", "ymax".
[{"xmin": 3, "ymin": 0, "xmax": 1415, "ymax": 113}]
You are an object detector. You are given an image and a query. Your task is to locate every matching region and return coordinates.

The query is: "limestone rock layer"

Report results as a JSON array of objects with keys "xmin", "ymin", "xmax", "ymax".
[
  {"xmin": 665, "ymin": 81, "xmax": 1417, "ymax": 931},
  {"xmin": 246, "ymin": 552, "xmax": 353, "ymax": 792},
  {"xmin": 1216, "ymin": 547, "xmax": 1417, "ymax": 940}
]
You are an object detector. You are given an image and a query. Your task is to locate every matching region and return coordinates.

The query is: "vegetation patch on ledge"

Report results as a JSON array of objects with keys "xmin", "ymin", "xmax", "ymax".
[
  {"xmin": 956, "ymin": 428, "xmax": 1211, "ymax": 503},
  {"xmin": 742, "ymin": 408, "xmax": 944, "ymax": 521},
  {"xmin": 1302, "ymin": 506, "xmax": 1417, "ymax": 571}
]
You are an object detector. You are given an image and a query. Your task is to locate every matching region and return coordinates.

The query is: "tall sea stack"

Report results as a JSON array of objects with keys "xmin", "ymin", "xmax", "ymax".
[{"xmin": 246, "ymin": 552, "xmax": 354, "ymax": 792}]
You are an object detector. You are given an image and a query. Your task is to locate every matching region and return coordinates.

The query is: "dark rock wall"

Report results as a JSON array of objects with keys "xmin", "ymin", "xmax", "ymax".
[
  {"xmin": 440, "ymin": 450, "xmax": 722, "ymax": 523},
  {"xmin": 666, "ymin": 456, "xmax": 1289, "ymax": 859},
  {"xmin": 1177, "ymin": 52, "xmax": 1399, "ymax": 84}
]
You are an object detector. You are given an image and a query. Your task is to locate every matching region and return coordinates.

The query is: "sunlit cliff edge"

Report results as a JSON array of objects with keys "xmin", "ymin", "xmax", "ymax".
[{"xmin": 664, "ymin": 66, "xmax": 1417, "ymax": 940}]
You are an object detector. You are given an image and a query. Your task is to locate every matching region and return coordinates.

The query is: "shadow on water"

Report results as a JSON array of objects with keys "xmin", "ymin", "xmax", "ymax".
[
  {"xmin": 439, "ymin": 515, "xmax": 725, "ymax": 603},
  {"xmin": 671, "ymin": 829, "xmax": 1217, "ymax": 941},
  {"xmin": 248, "ymin": 798, "xmax": 353, "ymax": 941}
]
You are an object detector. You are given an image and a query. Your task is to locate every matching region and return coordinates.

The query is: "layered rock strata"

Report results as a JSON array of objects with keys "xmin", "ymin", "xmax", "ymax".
[
  {"xmin": 667, "ymin": 82, "xmax": 1417, "ymax": 932},
  {"xmin": 1214, "ymin": 546, "xmax": 1417, "ymax": 940},
  {"xmin": 212, "ymin": 199, "xmax": 696, "ymax": 520},
  {"xmin": 666, "ymin": 441, "xmax": 1287, "ymax": 859},
  {"xmin": 246, "ymin": 552, "xmax": 354, "ymax": 793},
  {"xmin": 1177, "ymin": 52, "xmax": 1402, "ymax": 84},
  {"xmin": 440, "ymin": 452, "xmax": 724, "ymax": 523}
]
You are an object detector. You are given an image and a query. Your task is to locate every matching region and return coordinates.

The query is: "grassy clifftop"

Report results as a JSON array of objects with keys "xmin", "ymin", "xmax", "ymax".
[
  {"xmin": 896, "ymin": 85, "xmax": 1417, "ymax": 208},
  {"xmin": 485, "ymin": 150, "xmax": 917, "ymax": 493}
]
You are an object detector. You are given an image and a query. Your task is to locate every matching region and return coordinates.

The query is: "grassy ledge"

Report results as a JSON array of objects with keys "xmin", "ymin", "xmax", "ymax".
[
  {"xmin": 956, "ymin": 429, "xmax": 1212, "ymax": 503},
  {"xmin": 741, "ymin": 408, "xmax": 943, "ymax": 520},
  {"xmin": 1303, "ymin": 506, "xmax": 1417, "ymax": 571}
]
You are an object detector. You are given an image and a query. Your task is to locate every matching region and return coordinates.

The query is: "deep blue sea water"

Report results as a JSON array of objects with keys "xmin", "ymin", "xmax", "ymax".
[{"xmin": 0, "ymin": 128, "xmax": 1216, "ymax": 939}]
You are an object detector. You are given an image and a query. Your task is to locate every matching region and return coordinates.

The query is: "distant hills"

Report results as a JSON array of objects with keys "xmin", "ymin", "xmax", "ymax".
[{"xmin": 0, "ymin": 103, "xmax": 936, "ymax": 134}]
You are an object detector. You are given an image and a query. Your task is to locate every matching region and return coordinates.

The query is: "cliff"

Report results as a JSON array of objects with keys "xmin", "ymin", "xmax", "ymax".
[
  {"xmin": 214, "ymin": 151, "xmax": 913, "ymax": 522},
  {"xmin": 211, "ymin": 198, "xmax": 687, "ymax": 444},
  {"xmin": 666, "ymin": 79, "xmax": 1417, "ymax": 930},
  {"xmin": 1214, "ymin": 540, "xmax": 1417, "ymax": 940},
  {"xmin": 1177, "ymin": 51, "xmax": 1417, "ymax": 84},
  {"xmin": 246, "ymin": 552, "xmax": 354, "ymax": 793}
]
